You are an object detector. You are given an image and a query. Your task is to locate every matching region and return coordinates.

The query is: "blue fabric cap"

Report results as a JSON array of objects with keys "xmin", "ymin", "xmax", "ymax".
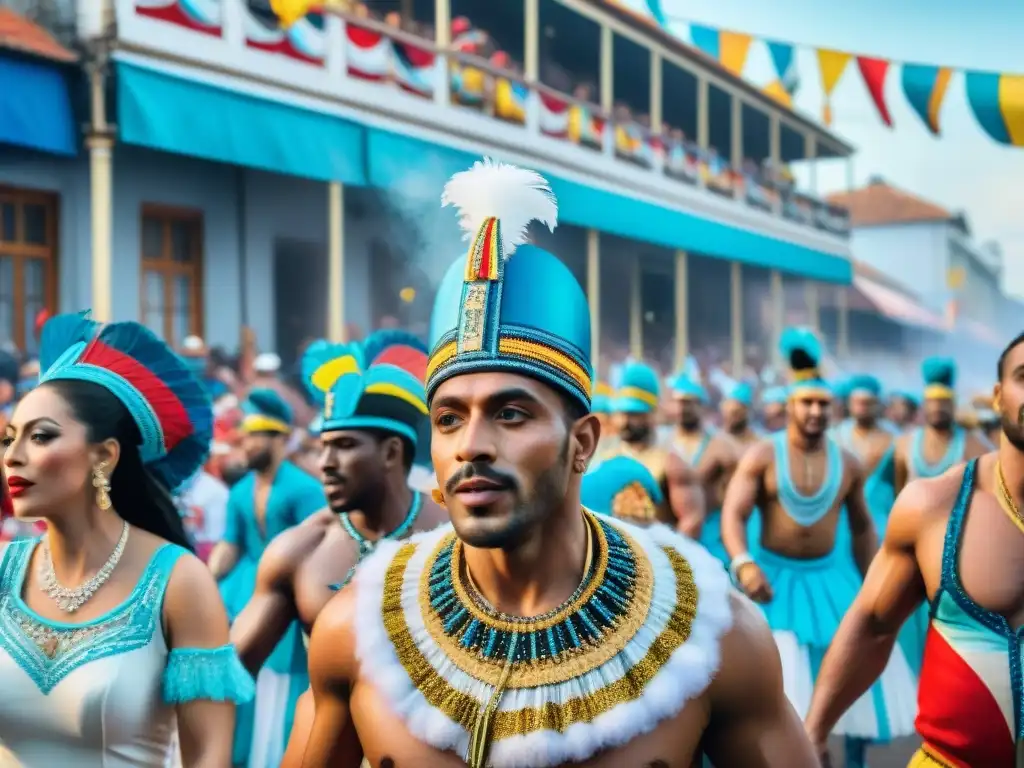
[
  {"xmin": 582, "ymin": 455, "xmax": 663, "ymax": 517},
  {"xmin": 425, "ymin": 160, "xmax": 592, "ymax": 414},
  {"xmin": 591, "ymin": 394, "xmax": 612, "ymax": 414},
  {"xmin": 890, "ymin": 389, "xmax": 920, "ymax": 408},
  {"xmin": 847, "ymin": 374, "xmax": 882, "ymax": 398},
  {"xmin": 668, "ymin": 373, "xmax": 707, "ymax": 402},
  {"xmin": 614, "ymin": 362, "xmax": 661, "ymax": 414},
  {"xmin": 724, "ymin": 381, "xmax": 754, "ymax": 407},
  {"xmin": 761, "ymin": 386, "xmax": 788, "ymax": 406}
]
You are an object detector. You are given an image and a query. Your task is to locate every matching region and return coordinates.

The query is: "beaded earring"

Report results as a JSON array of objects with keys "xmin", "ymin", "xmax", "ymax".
[{"xmin": 92, "ymin": 463, "xmax": 112, "ymax": 511}]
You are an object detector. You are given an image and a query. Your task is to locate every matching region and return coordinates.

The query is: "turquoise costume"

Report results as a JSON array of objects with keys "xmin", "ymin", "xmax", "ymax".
[
  {"xmin": 355, "ymin": 159, "xmax": 734, "ymax": 768},
  {"xmin": 301, "ymin": 330, "xmax": 431, "ymax": 588},
  {"xmin": 582, "ymin": 455, "xmax": 663, "ymax": 523},
  {"xmin": 899, "ymin": 357, "xmax": 965, "ymax": 676},
  {"xmin": 0, "ymin": 313, "xmax": 252, "ymax": 767},
  {"xmin": 757, "ymin": 329, "xmax": 916, "ymax": 755},
  {"xmin": 613, "ymin": 361, "xmax": 662, "ymax": 413},
  {"xmin": 219, "ymin": 389, "xmax": 325, "ymax": 768}
]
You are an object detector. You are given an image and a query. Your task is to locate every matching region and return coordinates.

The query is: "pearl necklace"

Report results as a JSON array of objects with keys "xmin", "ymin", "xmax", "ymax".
[{"xmin": 38, "ymin": 520, "xmax": 130, "ymax": 613}]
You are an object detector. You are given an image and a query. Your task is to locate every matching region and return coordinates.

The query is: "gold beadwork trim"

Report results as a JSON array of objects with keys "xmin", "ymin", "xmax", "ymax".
[
  {"xmin": 791, "ymin": 368, "xmax": 820, "ymax": 382},
  {"xmin": 380, "ymin": 539, "xmax": 699, "ymax": 738},
  {"xmin": 427, "ymin": 336, "xmax": 592, "ymax": 400},
  {"xmin": 419, "ymin": 514, "xmax": 655, "ymax": 688},
  {"xmin": 426, "ymin": 341, "xmax": 458, "ymax": 382},
  {"xmin": 497, "ymin": 337, "xmax": 591, "ymax": 398}
]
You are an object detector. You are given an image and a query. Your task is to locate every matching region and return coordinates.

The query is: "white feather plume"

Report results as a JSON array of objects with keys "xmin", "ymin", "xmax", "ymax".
[{"xmin": 441, "ymin": 157, "xmax": 558, "ymax": 258}]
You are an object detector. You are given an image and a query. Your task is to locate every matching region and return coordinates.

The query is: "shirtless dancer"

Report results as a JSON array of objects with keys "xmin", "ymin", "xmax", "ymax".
[
  {"xmin": 721, "ymin": 381, "xmax": 762, "ymax": 450},
  {"xmin": 894, "ymin": 356, "xmax": 988, "ymax": 492},
  {"xmin": 230, "ymin": 334, "xmax": 446, "ymax": 766},
  {"xmin": 597, "ymin": 361, "xmax": 705, "ymax": 534},
  {"xmin": 300, "ymin": 159, "xmax": 815, "ymax": 768},
  {"xmin": 806, "ymin": 331, "xmax": 1024, "ymax": 767},
  {"xmin": 667, "ymin": 373, "xmax": 740, "ymax": 565},
  {"xmin": 721, "ymin": 327, "xmax": 917, "ymax": 768}
]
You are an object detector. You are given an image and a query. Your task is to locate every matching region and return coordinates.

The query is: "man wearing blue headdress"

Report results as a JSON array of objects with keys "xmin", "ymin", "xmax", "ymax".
[
  {"xmin": 886, "ymin": 389, "xmax": 919, "ymax": 431},
  {"xmin": 598, "ymin": 361, "xmax": 705, "ymax": 533},
  {"xmin": 301, "ymin": 160, "xmax": 817, "ymax": 768},
  {"xmin": 207, "ymin": 388, "xmax": 326, "ymax": 768},
  {"xmin": 582, "ymin": 455, "xmax": 664, "ymax": 523},
  {"xmin": 807, "ymin": 331, "xmax": 1024, "ymax": 768},
  {"xmin": 721, "ymin": 327, "xmax": 917, "ymax": 768},
  {"xmin": 666, "ymin": 372, "xmax": 740, "ymax": 563},
  {"xmin": 893, "ymin": 357, "xmax": 988, "ymax": 493},
  {"xmin": 721, "ymin": 381, "xmax": 761, "ymax": 449},
  {"xmin": 760, "ymin": 386, "xmax": 788, "ymax": 432},
  {"xmin": 229, "ymin": 332, "xmax": 447, "ymax": 766}
]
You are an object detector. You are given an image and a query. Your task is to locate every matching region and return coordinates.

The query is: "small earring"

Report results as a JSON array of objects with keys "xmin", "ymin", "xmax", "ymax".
[
  {"xmin": 574, "ymin": 458, "xmax": 587, "ymax": 473},
  {"xmin": 92, "ymin": 464, "xmax": 112, "ymax": 511},
  {"xmin": 431, "ymin": 488, "xmax": 446, "ymax": 507}
]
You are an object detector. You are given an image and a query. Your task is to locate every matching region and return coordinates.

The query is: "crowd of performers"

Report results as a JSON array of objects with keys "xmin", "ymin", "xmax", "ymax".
[{"xmin": 0, "ymin": 158, "xmax": 1020, "ymax": 768}]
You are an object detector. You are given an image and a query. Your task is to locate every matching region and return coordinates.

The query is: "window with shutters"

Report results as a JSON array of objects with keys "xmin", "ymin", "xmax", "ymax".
[
  {"xmin": 139, "ymin": 205, "xmax": 204, "ymax": 347},
  {"xmin": 0, "ymin": 187, "xmax": 59, "ymax": 355}
]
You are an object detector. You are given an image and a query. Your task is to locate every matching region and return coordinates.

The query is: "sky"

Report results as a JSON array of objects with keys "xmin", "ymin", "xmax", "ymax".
[{"xmin": 620, "ymin": 0, "xmax": 1024, "ymax": 298}]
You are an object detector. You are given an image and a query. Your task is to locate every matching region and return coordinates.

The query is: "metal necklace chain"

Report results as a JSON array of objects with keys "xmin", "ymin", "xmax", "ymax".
[
  {"xmin": 39, "ymin": 520, "xmax": 130, "ymax": 614},
  {"xmin": 340, "ymin": 493, "xmax": 423, "ymax": 559},
  {"xmin": 462, "ymin": 511, "xmax": 596, "ymax": 624},
  {"xmin": 995, "ymin": 460, "xmax": 1024, "ymax": 535}
]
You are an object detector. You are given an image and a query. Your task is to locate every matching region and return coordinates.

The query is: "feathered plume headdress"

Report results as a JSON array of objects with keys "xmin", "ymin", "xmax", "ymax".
[
  {"xmin": 39, "ymin": 312, "xmax": 213, "ymax": 492},
  {"xmin": 779, "ymin": 326, "xmax": 830, "ymax": 399}
]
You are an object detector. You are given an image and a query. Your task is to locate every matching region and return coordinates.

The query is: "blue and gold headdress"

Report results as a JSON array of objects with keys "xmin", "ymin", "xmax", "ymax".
[
  {"xmin": 780, "ymin": 326, "xmax": 831, "ymax": 400},
  {"xmin": 240, "ymin": 389, "xmax": 293, "ymax": 435},
  {"xmin": 303, "ymin": 335, "xmax": 428, "ymax": 446},
  {"xmin": 38, "ymin": 312, "xmax": 213, "ymax": 492},
  {"xmin": 591, "ymin": 381, "xmax": 614, "ymax": 415},
  {"xmin": 582, "ymin": 455, "xmax": 663, "ymax": 521},
  {"xmin": 922, "ymin": 356, "xmax": 956, "ymax": 400},
  {"xmin": 425, "ymin": 159, "xmax": 592, "ymax": 412},
  {"xmin": 614, "ymin": 362, "xmax": 661, "ymax": 414}
]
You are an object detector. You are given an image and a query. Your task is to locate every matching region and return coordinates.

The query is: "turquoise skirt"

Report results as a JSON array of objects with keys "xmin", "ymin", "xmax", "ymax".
[{"xmin": 699, "ymin": 507, "xmax": 761, "ymax": 567}]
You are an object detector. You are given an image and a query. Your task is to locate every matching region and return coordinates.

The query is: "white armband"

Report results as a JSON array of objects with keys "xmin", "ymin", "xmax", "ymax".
[{"xmin": 728, "ymin": 552, "xmax": 756, "ymax": 583}]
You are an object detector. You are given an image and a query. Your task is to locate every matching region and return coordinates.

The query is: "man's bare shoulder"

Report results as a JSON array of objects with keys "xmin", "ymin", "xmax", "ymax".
[
  {"xmin": 888, "ymin": 459, "xmax": 976, "ymax": 539},
  {"xmin": 258, "ymin": 512, "xmax": 335, "ymax": 587},
  {"xmin": 838, "ymin": 445, "xmax": 866, "ymax": 480},
  {"xmin": 308, "ymin": 585, "xmax": 360, "ymax": 682},
  {"xmin": 707, "ymin": 591, "xmax": 783, "ymax": 711},
  {"xmin": 664, "ymin": 449, "xmax": 697, "ymax": 481},
  {"xmin": 740, "ymin": 439, "xmax": 775, "ymax": 471}
]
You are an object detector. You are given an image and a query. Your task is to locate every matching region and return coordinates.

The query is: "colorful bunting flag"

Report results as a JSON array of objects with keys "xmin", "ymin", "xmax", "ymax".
[
  {"xmin": 966, "ymin": 72, "xmax": 1024, "ymax": 146},
  {"xmin": 767, "ymin": 41, "xmax": 799, "ymax": 96},
  {"xmin": 689, "ymin": 24, "xmax": 720, "ymax": 60},
  {"xmin": 719, "ymin": 31, "xmax": 753, "ymax": 76},
  {"xmin": 901, "ymin": 65, "xmax": 952, "ymax": 135},
  {"xmin": 643, "ymin": 0, "xmax": 667, "ymax": 26},
  {"xmin": 857, "ymin": 56, "xmax": 893, "ymax": 127},
  {"xmin": 816, "ymin": 50, "xmax": 852, "ymax": 126}
]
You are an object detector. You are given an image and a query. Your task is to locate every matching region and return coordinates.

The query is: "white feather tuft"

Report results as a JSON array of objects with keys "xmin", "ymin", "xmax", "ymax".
[{"xmin": 441, "ymin": 157, "xmax": 557, "ymax": 258}]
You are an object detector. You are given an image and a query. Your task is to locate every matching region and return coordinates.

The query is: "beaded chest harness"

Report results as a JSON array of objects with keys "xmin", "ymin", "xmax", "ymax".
[{"xmin": 354, "ymin": 511, "xmax": 733, "ymax": 768}]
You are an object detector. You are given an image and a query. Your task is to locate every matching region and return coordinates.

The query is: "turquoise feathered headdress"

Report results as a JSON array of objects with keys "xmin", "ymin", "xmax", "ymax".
[
  {"xmin": 847, "ymin": 374, "xmax": 882, "ymax": 399},
  {"xmin": 725, "ymin": 381, "xmax": 754, "ymax": 407},
  {"xmin": 922, "ymin": 356, "xmax": 956, "ymax": 399},
  {"xmin": 668, "ymin": 372, "xmax": 707, "ymax": 402},
  {"xmin": 780, "ymin": 326, "xmax": 830, "ymax": 399},
  {"xmin": 761, "ymin": 386, "xmax": 788, "ymax": 406},
  {"xmin": 614, "ymin": 362, "xmax": 661, "ymax": 414},
  {"xmin": 302, "ymin": 337, "xmax": 428, "ymax": 446},
  {"xmin": 38, "ymin": 311, "xmax": 213, "ymax": 492},
  {"xmin": 582, "ymin": 455, "xmax": 663, "ymax": 521}
]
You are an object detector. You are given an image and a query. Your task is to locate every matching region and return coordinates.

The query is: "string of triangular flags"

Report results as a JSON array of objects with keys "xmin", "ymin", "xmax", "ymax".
[{"xmin": 637, "ymin": 0, "xmax": 1024, "ymax": 147}]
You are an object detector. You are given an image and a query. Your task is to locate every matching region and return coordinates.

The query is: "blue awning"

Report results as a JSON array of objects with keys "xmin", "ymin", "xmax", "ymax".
[
  {"xmin": 0, "ymin": 55, "xmax": 76, "ymax": 156},
  {"xmin": 116, "ymin": 61, "xmax": 366, "ymax": 185},
  {"xmin": 366, "ymin": 128, "xmax": 852, "ymax": 284}
]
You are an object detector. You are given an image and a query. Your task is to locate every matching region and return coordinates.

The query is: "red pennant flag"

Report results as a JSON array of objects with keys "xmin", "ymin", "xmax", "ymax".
[{"xmin": 857, "ymin": 56, "xmax": 893, "ymax": 127}]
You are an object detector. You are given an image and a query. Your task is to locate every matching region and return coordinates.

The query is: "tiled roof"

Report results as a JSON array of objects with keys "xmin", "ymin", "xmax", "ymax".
[
  {"xmin": 827, "ymin": 179, "xmax": 951, "ymax": 227},
  {"xmin": 0, "ymin": 8, "xmax": 77, "ymax": 63}
]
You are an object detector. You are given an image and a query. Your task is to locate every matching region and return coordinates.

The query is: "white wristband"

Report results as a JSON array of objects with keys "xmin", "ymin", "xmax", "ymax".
[{"xmin": 728, "ymin": 552, "xmax": 756, "ymax": 583}]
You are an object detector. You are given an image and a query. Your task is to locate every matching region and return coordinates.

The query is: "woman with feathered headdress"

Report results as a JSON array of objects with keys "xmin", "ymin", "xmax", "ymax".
[{"xmin": 0, "ymin": 313, "xmax": 253, "ymax": 766}]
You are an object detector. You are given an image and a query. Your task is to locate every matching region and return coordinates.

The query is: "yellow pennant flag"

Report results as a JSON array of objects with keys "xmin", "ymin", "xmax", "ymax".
[
  {"xmin": 998, "ymin": 73, "xmax": 1024, "ymax": 146},
  {"xmin": 816, "ymin": 49, "xmax": 852, "ymax": 125},
  {"xmin": 719, "ymin": 32, "xmax": 753, "ymax": 76}
]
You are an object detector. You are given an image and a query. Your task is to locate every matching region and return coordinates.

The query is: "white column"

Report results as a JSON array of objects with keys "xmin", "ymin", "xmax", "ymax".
[
  {"xmin": 674, "ymin": 250, "xmax": 688, "ymax": 370},
  {"xmin": 697, "ymin": 77, "xmax": 709, "ymax": 150},
  {"xmin": 649, "ymin": 51, "xmax": 662, "ymax": 134},
  {"xmin": 629, "ymin": 257, "xmax": 643, "ymax": 360},
  {"xmin": 805, "ymin": 280, "xmax": 819, "ymax": 332},
  {"xmin": 328, "ymin": 181, "xmax": 346, "ymax": 342},
  {"xmin": 88, "ymin": 134, "xmax": 113, "ymax": 322},
  {"xmin": 730, "ymin": 96, "xmax": 743, "ymax": 168},
  {"xmin": 771, "ymin": 269, "xmax": 784, "ymax": 366},
  {"xmin": 524, "ymin": 0, "xmax": 539, "ymax": 82},
  {"xmin": 837, "ymin": 285, "xmax": 850, "ymax": 358},
  {"xmin": 731, "ymin": 261, "xmax": 743, "ymax": 375}
]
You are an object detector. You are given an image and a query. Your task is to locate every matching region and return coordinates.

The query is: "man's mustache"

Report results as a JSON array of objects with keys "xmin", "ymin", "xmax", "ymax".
[
  {"xmin": 445, "ymin": 463, "xmax": 517, "ymax": 495},
  {"xmin": 322, "ymin": 471, "xmax": 345, "ymax": 485}
]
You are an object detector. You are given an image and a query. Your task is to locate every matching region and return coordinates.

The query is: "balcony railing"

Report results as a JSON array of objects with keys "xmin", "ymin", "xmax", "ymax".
[
  {"xmin": 338, "ymin": 15, "xmax": 850, "ymax": 238},
  {"xmin": 117, "ymin": 0, "xmax": 851, "ymax": 239}
]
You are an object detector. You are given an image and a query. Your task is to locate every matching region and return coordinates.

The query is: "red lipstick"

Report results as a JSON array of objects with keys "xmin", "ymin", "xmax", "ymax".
[{"xmin": 5, "ymin": 476, "xmax": 34, "ymax": 498}]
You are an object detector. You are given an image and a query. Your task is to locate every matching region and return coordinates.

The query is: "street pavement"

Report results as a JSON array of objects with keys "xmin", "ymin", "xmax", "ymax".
[{"xmin": 826, "ymin": 735, "xmax": 920, "ymax": 767}]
